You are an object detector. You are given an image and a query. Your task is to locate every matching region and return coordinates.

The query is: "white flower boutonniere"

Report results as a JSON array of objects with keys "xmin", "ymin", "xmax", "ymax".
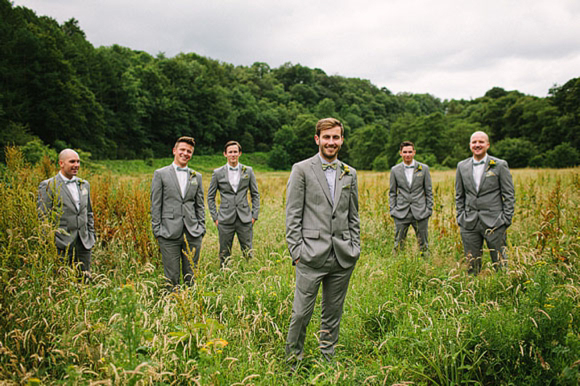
[
  {"xmin": 189, "ymin": 170, "xmax": 198, "ymax": 185},
  {"xmin": 339, "ymin": 163, "xmax": 350, "ymax": 180}
]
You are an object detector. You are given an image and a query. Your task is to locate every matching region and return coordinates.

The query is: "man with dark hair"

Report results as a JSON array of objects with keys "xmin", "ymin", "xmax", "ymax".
[
  {"xmin": 38, "ymin": 149, "xmax": 96, "ymax": 279},
  {"xmin": 389, "ymin": 141, "xmax": 433, "ymax": 254},
  {"xmin": 151, "ymin": 136, "xmax": 205, "ymax": 289},
  {"xmin": 456, "ymin": 131, "xmax": 515, "ymax": 275},
  {"xmin": 207, "ymin": 140, "xmax": 260, "ymax": 267},
  {"xmin": 285, "ymin": 118, "xmax": 360, "ymax": 365}
]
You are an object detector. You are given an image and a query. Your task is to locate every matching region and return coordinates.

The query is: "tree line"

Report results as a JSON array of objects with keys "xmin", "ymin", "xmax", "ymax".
[{"xmin": 1, "ymin": 0, "xmax": 579, "ymax": 169}]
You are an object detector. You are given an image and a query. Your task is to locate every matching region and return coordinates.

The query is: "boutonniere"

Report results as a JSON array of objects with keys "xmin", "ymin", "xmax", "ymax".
[
  {"xmin": 242, "ymin": 165, "xmax": 247, "ymax": 173},
  {"xmin": 486, "ymin": 159, "xmax": 496, "ymax": 171},
  {"xmin": 189, "ymin": 170, "xmax": 198, "ymax": 185},
  {"xmin": 339, "ymin": 163, "xmax": 350, "ymax": 180},
  {"xmin": 417, "ymin": 164, "xmax": 422, "ymax": 172}
]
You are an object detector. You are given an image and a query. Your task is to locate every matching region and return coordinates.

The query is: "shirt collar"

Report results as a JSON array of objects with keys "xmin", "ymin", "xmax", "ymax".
[
  {"xmin": 319, "ymin": 153, "xmax": 338, "ymax": 166},
  {"xmin": 472, "ymin": 155, "xmax": 488, "ymax": 165},
  {"xmin": 59, "ymin": 172, "xmax": 77, "ymax": 182}
]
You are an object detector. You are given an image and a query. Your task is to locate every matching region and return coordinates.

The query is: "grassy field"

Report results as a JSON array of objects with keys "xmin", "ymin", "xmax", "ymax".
[{"xmin": 1, "ymin": 149, "xmax": 579, "ymax": 385}]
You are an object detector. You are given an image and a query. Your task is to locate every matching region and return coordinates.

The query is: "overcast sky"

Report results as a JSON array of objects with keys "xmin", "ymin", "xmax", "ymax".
[{"xmin": 13, "ymin": 0, "xmax": 580, "ymax": 100}]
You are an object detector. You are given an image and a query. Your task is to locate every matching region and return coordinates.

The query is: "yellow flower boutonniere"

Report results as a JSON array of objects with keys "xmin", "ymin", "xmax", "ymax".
[
  {"xmin": 486, "ymin": 159, "xmax": 496, "ymax": 171},
  {"xmin": 417, "ymin": 164, "xmax": 422, "ymax": 171},
  {"xmin": 339, "ymin": 164, "xmax": 350, "ymax": 180},
  {"xmin": 242, "ymin": 165, "xmax": 247, "ymax": 173},
  {"xmin": 190, "ymin": 170, "xmax": 198, "ymax": 185}
]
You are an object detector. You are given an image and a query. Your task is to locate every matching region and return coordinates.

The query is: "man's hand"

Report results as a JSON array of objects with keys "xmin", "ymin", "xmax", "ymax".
[{"xmin": 215, "ymin": 220, "xmax": 219, "ymax": 226}]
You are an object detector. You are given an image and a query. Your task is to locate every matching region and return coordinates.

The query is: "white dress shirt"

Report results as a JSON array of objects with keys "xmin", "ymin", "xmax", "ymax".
[
  {"xmin": 172, "ymin": 163, "xmax": 188, "ymax": 198},
  {"xmin": 227, "ymin": 163, "xmax": 241, "ymax": 193},
  {"xmin": 319, "ymin": 154, "xmax": 337, "ymax": 203},
  {"xmin": 403, "ymin": 161, "xmax": 415, "ymax": 187},
  {"xmin": 59, "ymin": 172, "xmax": 80, "ymax": 210},
  {"xmin": 472, "ymin": 155, "xmax": 488, "ymax": 192}
]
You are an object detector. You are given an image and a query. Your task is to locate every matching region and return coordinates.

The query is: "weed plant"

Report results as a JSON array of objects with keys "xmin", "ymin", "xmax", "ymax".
[{"xmin": 1, "ymin": 149, "xmax": 579, "ymax": 384}]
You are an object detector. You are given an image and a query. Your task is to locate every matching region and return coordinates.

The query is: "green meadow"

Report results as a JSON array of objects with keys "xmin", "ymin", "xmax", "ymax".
[{"xmin": 1, "ymin": 148, "xmax": 579, "ymax": 385}]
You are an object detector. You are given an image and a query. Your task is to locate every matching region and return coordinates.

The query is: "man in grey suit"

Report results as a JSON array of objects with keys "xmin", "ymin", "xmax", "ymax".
[
  {"xmin": 285, "ymin": 118, "xmax": 360, "ymax": 364},
  {"xmin": 207, "ymin": 141, "xmax": 260, "ymax": 268},
  {"xmin": 389, "ymin": 141, "xmax": 433, "ymax": 254},
  {"xmin": 151, "ymin": 136, "xmax": 206, "ymax": 289},
  {"xmin": 456, "ymin": 131, "xmax": 515, "ymax": 275},
  {"xmin": 38, "ymin": 149, "xmax": 96, "ymax": 277}
]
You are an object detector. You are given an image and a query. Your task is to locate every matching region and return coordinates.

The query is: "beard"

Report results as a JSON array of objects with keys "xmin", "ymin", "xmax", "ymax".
[{"xmin": 320, "ymin": 144, "xmax": 340, "ymax": 160}]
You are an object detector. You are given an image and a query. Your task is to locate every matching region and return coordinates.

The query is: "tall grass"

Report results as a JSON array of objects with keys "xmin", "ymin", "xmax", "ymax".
[{"xmin": 1, "ymin": 149, "xmax": 579, "ymax": 385}]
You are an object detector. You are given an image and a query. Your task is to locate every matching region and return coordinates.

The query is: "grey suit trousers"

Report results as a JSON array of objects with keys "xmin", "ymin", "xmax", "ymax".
[
  {"xmin": 58, "ymin": 236, "xmax": 91, "ymax": 273},
  {"xmin": 158, "ymin": 232, "xmax": 202, "ymax": 288},
  {"xmin": 218, "ymin": 217, "xmax": 253, "ymax": 267},
  {"xmin": 285, "ymin": 251, "xmax": 355, "ymax": 360},
  {"xmin": 393, "ymin": 212, "xmax": 429, "ymax": 252},
  {"xmin": 460, "ymin": 221, "xmax": 508, "ymax": 275}
]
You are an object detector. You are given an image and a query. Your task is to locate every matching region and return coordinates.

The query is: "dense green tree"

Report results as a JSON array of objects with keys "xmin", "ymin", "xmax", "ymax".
[{"xmin": 492, "ymin": 138, "xmax": 538, "ymax": 168}]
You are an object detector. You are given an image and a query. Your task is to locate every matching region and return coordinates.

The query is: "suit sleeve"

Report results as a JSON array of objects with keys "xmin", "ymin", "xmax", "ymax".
[
  {"xmin": 424, "ymin": 165, "xmax": 434, "ymax": 214},
  {"xmin": 455, "ymin": 165, "xmax": 465, "ymax": 224},
  {"xmin": 207, "ymin": 170, "xmax": 219, "ymax": 222},
  {"xmin": 150, "ymin": 170, "xmax": 162, "ymax": 238},
  {"xmin": 249, "ymin": 169, "xmax": 260, "ymax": 221},
  {"xmin": 285, "ymin": 164, "xmax": 305, "ymax": 262},
  {"xmin": 349, "ymin": 169, "xmax": 361, "ymax": 256},
  {"xmin": 388, "ymin": 168, "xmax": 397, "ymax": 215},
  {"xmin": 499, "ymin": 160, "xmax": 515, "ymax": 227},
  {"xmin": 195, "ymin": 174, "xmax": 206, "ymax": 234},
  {"xmin": 37, "ymin": 180, "xmax": 53, "ymax": 220}
]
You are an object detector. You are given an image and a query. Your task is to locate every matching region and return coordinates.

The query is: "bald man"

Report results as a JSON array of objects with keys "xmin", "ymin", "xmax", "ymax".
[
  {"xmin": 38, "ymin": 149, "xmax": 96, "ymax": 276},
  {"xmin": 455, "ymin": 131, "xmax": 515, "ymax": 275}
]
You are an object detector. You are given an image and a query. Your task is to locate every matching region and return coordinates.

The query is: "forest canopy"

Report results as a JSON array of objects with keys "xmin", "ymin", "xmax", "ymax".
[{"xmin": 1, "ymin": 0, "xmax": 578, "ymax": 169}]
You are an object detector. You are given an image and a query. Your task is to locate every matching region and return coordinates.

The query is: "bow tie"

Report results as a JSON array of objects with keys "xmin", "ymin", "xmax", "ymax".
[
  {"xmin": 229, "ymin": 166, "xmax": 239, "ymax": 171},
  {"xmin": 322, "ymin": 163, "xmax": 337, "ymax": 171},
  {"xmin": 404, "ymin": 165, "xmax": 415, "ymax": 169},
  {"xmin": 176, "ymin": 167, "xmax": 188, "ymax": 172},
  {"xmin": 473, "ymin": 160, "xmax": 485, "ymax": 166},
  {"xmin": 64, "ymin": 178, "xmax": 78, "ymax": 184}
]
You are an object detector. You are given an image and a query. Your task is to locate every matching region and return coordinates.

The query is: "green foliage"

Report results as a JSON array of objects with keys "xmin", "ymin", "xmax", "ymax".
[
  {"xmin": 18, "ymin": 138, "xmax": 57, "ymax": 164},
  {"xmin": 543, "ymin": 142, "xmax": 580, "ymax": 168},
  {"xmin": 492, "ymin": 137, "xmax": 538, "ymax": 168},
  {"xmin": 1, "ymin": 0, "xmax": 578, "ymax": 169}
]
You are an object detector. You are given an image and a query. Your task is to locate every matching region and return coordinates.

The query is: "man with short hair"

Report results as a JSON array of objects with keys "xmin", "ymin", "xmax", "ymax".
[
  {"xmin": 207, "ymin": 140, "xmax": 260, "ymax": 268},
  {"xmin": 38, "ymin": 149, "xmax": 96, "ymax": 277},
  {"xmin": 151, "ymin": 136, "xmax": 206, "ymax": 289},
  {"xmin": 389, "ymin": 141, "xmax": 433, "ymax": 254},
  {"xmin": 285, "ymin": 118, "xmax": 360, "ymax": 364},
  {"xmin": 455, "ymin": 131, "xmax": 515, "ymax": 275}
]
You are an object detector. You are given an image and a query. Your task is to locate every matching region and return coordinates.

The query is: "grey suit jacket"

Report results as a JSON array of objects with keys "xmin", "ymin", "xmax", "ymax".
[
  {"xmin": 455, "ymin": 156, "xmax": 515, "ymax": 230},
  {"xmin": 207, "ymin": 164, "xmax": 260, "ymax": 225},
  {"xmin": 286, "ymin": 155, "xmax": 360, "ymax": 269},
  {"xmin": 151, "ymin": 165, "xmax": 206, "ymax": 239},
  {"xmin": 389, "ymin": 162, "xmax": 433, "ymax": 221},
  {"xmin": 37, "ymin": 174, "xmax": 96, "ymax": 250}
]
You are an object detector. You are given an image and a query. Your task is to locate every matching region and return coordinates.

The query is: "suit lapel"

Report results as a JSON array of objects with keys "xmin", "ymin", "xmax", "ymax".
[
  {"xmin": 311, "ymin": 156, "xmax": 333, "ymax": 206},
  {"xmin": 332, "ymin": 162, "xmax": 344, "ymax": 213},
  {"xmin": 55, "ymin": 174, "xmax": 78, "ymax": 212},
  {"xmin": 463, "ymin": 161, "xmax": 477, "ymax": 193},
  {"xmin": 220, "ymin": 165, "xmax": 235, "ymax": 193},
  {"xmin": 168, "ymin": 166, "xmax": 183, "ymax": 200},
  {"xmin": 237, "ymin": 164, "xmax": 248, "ymax": 192},
  {"xmin": 477, "ymin": 158, "xmax": 491, "ymax": 193}
]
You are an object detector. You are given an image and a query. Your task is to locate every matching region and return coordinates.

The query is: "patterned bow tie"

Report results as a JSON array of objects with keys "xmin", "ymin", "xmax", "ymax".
[
  {"xmin": 229, "ymin": 167, "xmax": 239, "ymax": 171},
  {"xmin": 64, "ymin": 178, "xmax": 78, "ymax": 184},
  {"xmin": 404, "ymin": 165, "xmax": 415, "ymax": 169},
  {"xmin": 322, "ymin": 163, "xmax": 337, "ymax": 171},
  {"xmin": 473, "ymin": 160, "xmax": 485, "ymax": 166},
  {"xmin": 176, "ymin": 166, "xmax": 188, "ymax": 172}
]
